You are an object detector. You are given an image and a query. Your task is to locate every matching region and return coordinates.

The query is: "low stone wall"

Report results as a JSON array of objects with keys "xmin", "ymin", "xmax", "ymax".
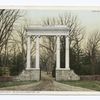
[
  {"xmin": 0, "ymin": 76, "xmax": 13, "ymax": 82},
  {"xmin": 56, "ymin": 68, "xmax": 80, "ymax": 81},
  {"xmin": 80, "ymin": 75, "xmax": 100, "ymax": 81},
  {"xmin": 15, "ymin": 68, "xmax": 40, "ymax": 81}
]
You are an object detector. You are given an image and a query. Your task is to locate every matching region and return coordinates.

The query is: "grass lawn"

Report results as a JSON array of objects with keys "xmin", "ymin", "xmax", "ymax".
[
  {"xmin": 60, "ymin": 80, "xmax": 100, "ymax": 91},
  {"xmin": 0, "ymin": 81, "xmax": 36, "ymax": 88}
]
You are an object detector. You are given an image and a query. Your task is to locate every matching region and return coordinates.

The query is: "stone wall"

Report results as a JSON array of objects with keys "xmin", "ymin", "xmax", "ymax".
[
  {"xmin": 15, "ymin": 68, "xmax": 40, "ymax": 81},
  {"xmin": 80, "ymin": 75, "xmax": 100, "ymax": 81},
  {"xmin": 56, "ymin": 68, "xmax": 80, "ymax": 81}
]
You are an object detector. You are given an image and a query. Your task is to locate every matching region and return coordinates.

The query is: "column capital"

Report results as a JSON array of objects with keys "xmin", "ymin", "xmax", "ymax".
[
  {"xmin": 35, "ymin": 35, "xmax": 40, "ymax": 38},
  {"xmin": 65, "ymin": 34, "xmax": 69, "ymax": 38},
  {"xmin": 27, "ymin": 35, "xmax": 31, "ymax": 38},
  {"xmin": 56, "ymin": 35, "xmax": 60, "ymax": 38}
]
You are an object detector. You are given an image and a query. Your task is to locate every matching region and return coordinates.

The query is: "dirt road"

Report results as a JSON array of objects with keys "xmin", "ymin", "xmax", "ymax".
[{"xmin": 0, "ymin": 72, "xmax": 93, "ymax": 91}]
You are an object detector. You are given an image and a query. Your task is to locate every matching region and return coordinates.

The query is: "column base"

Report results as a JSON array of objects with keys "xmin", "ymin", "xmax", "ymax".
[
  {"xmin": 14, "ymin": 68, "xmax": 40, "ymax": 81},
  {"xmin": 56, "ymin": 68, "xmax": 80, "ymax": 81}
]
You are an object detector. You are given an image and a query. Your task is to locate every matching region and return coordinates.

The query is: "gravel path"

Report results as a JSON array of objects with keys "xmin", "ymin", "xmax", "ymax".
[{"xmin": 0, "ymin": 72, "xmax": 94, "ymax": 91}]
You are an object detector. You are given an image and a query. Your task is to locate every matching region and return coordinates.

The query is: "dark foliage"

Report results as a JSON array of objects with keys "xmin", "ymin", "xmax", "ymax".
[{"xmin": 10, "ymin": 53, "xmax": 25, "ymax": 76}]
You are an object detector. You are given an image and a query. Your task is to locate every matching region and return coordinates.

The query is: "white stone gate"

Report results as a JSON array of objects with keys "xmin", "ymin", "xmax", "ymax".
[{"xmin": 16, "ymin": 25, "xmax": 80, "ymax": 81}]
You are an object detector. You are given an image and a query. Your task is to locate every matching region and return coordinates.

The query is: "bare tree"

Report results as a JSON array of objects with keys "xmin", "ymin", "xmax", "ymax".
[
  {"xmin": 12, "ymin": 22, "xmax": 36, "ymax": 69},
  {"xmin": 15, "ymin": 25, "xmax": 27, "ymax": 68},
  {"xmin": 40, "ymin": 36, "xmax": 56, "ymax": 74},
  {"xmin": 85, "ymin": 31, "xmax": 100, "ymax": 74},
  {"xmin": 41, "ymin": 13, "xmax": 84, "ymax": 73},
  {"xmin": 0, "ymin": 9, "xmax": 19, "ymax": 67},
  {"xmin": 58, "ymin": 14, "xmax": 84, "ymax": 66},
  {"xmin": 0, "ymin": 10, "xmax": 19, "ymax": 51},
  {"xmin": 42, "ymin": 17, "xmax": 60, "ymax": 74}
]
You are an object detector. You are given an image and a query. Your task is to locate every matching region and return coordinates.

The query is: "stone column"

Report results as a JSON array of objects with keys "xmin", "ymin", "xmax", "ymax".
[
  {"xmin": 56, "ymin": 36, "xmax": 60, "ymax": 69},
  {"xmin": 36, "ymin": 36, "xmax": 39, "ymax": 69},
  {"xmin": 26, "ymin": 36, "xmax": 31, "ymax": 69},
  {"xmin": 65, "ymin": 35, "xmax": 70, "ymax": 70}
]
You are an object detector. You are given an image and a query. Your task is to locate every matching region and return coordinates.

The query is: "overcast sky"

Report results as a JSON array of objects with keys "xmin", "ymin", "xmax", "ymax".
[{"xmin": 23, "ymin": 9, "xmax": 100, "ymax": 34}]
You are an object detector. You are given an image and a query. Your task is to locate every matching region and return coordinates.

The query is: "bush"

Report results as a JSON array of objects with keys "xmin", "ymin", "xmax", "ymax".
[
  {"xmin": 0, "ymin": 76, "xmax": 13, "ymax": 82},
  {"xmin": 0, "ymin": 67, "xmax": 10, "ymax": 76},
  {"xmin": 10, "ymin": 65, "xmax": 18, "ymax": 76},
  {"xmin": 79, "ymin": 65, "xmax": 92, "ymax": 75},
  {"xmin": 52, "ymin": 66, "xmax": 56, "ymax": 77},
  {"xmin": 0, "ymin": 68, "xmax": 2, "ymax": 76},
  {"xmin": 10, "ymin": 53, "xmax": 25, "ymax": 76},
  {"xmin": 2, "ymin": 67, "xmax": 10, "ymax": 76}
]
